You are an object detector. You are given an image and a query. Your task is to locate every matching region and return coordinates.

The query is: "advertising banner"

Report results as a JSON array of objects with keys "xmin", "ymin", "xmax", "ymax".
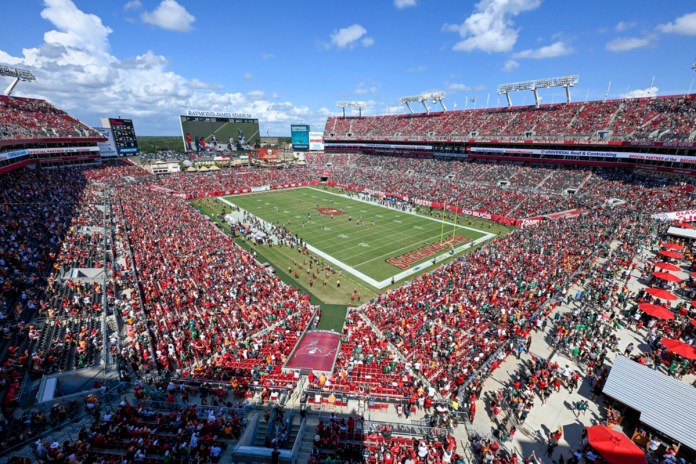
[
  {"xmin": 652, "ymin": 209, "xmax": 696, "ymax": 222},
  {"xmin": 469, "ymin": 147, "xmax": 696, "ymax": 165},
  {"xmin": 291, "ymin": 124, "xmax": 310, "ymax": 151},
  {"xmin": 309, "ymin": 131, "xmax": 324, "ymax": 151},
  {"xmin": 94, "ymin": 127, "xmax": 118, "ymax": 157}
]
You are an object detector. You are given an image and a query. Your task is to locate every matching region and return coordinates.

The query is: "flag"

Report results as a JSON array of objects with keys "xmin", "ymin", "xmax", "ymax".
[{"xmin": 470, "ymin": 97, "xmax": 476, "ymax": 103}]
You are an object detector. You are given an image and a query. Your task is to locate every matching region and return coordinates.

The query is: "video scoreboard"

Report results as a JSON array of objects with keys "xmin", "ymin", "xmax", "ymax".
[
  {"xmin": 180, "ymin": 110, "xmax": 259, "ymax": 152},
  {"xmin": 100, "ymin": 118, "xmax": 140, "ymax": 155}
]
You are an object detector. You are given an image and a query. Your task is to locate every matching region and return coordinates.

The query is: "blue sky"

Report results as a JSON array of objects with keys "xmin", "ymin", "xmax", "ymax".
[{"xmin": 0, "ymin": 0, "xmax": 694, "ymax": 136}]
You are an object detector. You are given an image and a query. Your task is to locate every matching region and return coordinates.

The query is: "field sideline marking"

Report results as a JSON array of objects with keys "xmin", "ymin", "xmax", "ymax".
[
  {"xmin": 220, "ymin": 188, "xmax": 496, "ymax": 289},
  {"xmin": 306, "ymin": 187, "xmax": 490, "ymax": 234},
  {"xmin": 217, "ymin": 196, "xmax": 383, "ymax": 288}
]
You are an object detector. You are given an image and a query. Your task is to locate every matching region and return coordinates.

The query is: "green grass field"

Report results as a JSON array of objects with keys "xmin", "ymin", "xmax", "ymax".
[
  {"xmin": 225, "ymin": 187, "xmax": 494, "ymax": 286},
  {"xmin": 191, "ymin": 186, "xmax": 510, "ymax": 331}
]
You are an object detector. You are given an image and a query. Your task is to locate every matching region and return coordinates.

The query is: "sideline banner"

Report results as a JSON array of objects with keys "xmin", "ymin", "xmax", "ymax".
[{"xmin": 652, "ymin": 209, "xmax": 696, "ymax": 222}]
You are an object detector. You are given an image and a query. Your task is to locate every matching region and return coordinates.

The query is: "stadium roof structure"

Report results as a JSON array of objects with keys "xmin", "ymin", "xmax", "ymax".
[
  {"xmin": 1, "ymin": 65, "xmax": 36, "ymax": 96},
  {"xmin": 336, "ymin": 101, "xmax": 366, "ymax": 118},
  {"xmin": 400, "ymin": 92, "xmax": 446, "ymax": 114},
  {"xmin": 602, "ymin": 356, "xmax": 696, "ymax": 451},
  {"xmin": 497, "ymin": 75, "xmax": 578, "ymax": 108}
]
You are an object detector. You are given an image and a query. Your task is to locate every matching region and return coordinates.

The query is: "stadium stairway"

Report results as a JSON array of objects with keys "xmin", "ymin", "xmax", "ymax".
[
  {"xmin": 295, "ymin": 414, "xmax": 321, "ymax": 463},
  {"xmin": 504, "ymin": 198, "xmax": 527, "ymax": 218},
  {"xmin": 534, "ymin": 172, "xmax": 554, "ymax": 192},
  {"xmin": 576, "ymin": 172, "xmax": 593, "ymax": 192}
]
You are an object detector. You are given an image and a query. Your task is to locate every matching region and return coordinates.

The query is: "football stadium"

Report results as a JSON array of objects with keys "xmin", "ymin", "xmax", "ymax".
[{"xmin": 2, "ymin": 3, "xmax": 696, "ymax": 464}]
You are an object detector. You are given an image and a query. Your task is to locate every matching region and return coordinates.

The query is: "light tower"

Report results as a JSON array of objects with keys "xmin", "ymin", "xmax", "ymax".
[
  {"xmin": 498, "ymin": 75, "xmax": 578, "ymax": 108},
  {"xmin": 400, "ymin": 92, "xmax": 447, "ymax": 114},
  {"xmin": 336, "ymin": 101, "xmax": 366, "ymax": 118},
  {"xmin": 1, "ymin": 65, "xmax": 36, "ymax": 96}
]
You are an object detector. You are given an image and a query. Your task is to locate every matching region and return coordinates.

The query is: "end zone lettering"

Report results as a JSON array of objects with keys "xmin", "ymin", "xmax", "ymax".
[{"xmin": 387, "ymin": 235, "xmax": 470, "ymax": 269}]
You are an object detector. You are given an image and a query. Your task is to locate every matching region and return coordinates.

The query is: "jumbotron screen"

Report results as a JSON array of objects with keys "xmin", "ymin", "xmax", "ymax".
[
  {"xmin": 101, "ymin": 118, "xmax": 140, "ymax": 155},
  {"xmin": 180, "ymin": 110, "xmax": 259, "ymax": 152}
]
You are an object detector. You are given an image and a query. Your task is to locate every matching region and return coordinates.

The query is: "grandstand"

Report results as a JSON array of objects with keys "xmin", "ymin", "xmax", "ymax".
[
  {"xmin": 2, "ymin": 82, "xmax": 696, "ymax": 464},
  {"xmin": 0, "ymin": 95, "xmax": 106, "ymax": 173},
  {"xmin": 324, "ymin": 94, "xmax": 696, "ymax": 174}
]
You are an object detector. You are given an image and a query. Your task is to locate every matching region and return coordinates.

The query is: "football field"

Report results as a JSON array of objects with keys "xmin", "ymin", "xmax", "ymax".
[{"xmin": 223, "ymin": 187, "xmax": 495, "ymax": 288}]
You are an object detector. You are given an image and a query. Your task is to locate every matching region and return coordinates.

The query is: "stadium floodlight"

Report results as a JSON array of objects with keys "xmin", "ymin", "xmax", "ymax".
[
  {"xmin": 497, "ymin": 75, "xmax": 579, "ymax": 108},
  {"xmin": 421, "ymin": 92, "xmax": 447, "ymax": 112},
  {"xmin": 400, "ymin": 92, "xmax": 447, "ymax": 114},
  {"xmin": 1, "ymin": 65, "xmax": 36, "ymax": 96},
  {"xmin": 336, "ymin": 101, "xmax": 366, "ymax": 118}
]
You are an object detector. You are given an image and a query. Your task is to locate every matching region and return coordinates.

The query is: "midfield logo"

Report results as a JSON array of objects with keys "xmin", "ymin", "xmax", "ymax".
[{"xmin": 316, "ymin": 207, "xmax": 345, "ymax": 217}]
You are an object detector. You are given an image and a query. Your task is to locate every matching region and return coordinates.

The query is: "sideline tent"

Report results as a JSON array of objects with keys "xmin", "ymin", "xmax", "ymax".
[
  {"xmin": 661, "ymin": 243, "xmax": 685, "ymax": 251},
  {"xmin": 602, "ymin": 356, "xmax": 696, "ymax": 452},
  {"xmin": 586, "ymin": 425, "xmax": 646, "ymax": 464}
]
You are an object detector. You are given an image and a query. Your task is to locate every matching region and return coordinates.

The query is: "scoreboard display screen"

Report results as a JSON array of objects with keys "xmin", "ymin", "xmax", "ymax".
[
  {"xmin": 108, "ymin": 118, "xmax": 139, "ymax": 155},
  {"xmin": 180, "ymin": 115, "xmax": 260, "ymax": 152}
]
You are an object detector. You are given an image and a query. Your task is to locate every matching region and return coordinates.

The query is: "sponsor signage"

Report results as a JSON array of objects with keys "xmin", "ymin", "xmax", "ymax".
[
  {"xmin": 434, "ymin": 152, "xmax": 468, "ymax": 158},
  {"xmin": 0, "ymin": 149, "xmax": 28, "ymax": 161},
  {"xmin": 94, "ymin": 127, "xmax": 118, "ymax": 157},
  {"xmin": 309, "ymin": 131, "xmax": 324, "ymax": 151},
  {"xmin": 469, "ymin": 147, "xmax": 696, "ymax": 164},
  {"xmin": 27, "ymin": 147, "xmax": 99, "ymax": 155},
  {"xmin": 291, "ymin": 124, "xmax": 310, "ymax": 151},
  {"xmin": 326, "ymin": 142, "xmax": 433, "ymax": 150},
  {"xmin": 185, "ymin": 109, "xmax": 253, "ymax": 119},
  {"xmin": 652, "ymin": 209, "xmax": 696, "ymax": 222}
]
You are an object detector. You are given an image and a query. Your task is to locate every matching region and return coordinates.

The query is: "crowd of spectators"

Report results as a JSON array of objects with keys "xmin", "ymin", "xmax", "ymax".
[
  {"xmin": 0, "ymin": 96, "xmax": 103, "ymax": 140},
  {"xmin": 323, "ymin": 95, "xmax": 696, "ymax": 143},
  {"xmin": 28, "ymin": 399, "xmax": 242, "ymax": 463},
  {"xmin": 310, "ymin": 412, "xmax": 462, "ymax": 464},
  {"xmin": 114, "ymin": 183, "xmax": 315, "ymax": 384},
  {"xmin": 3, "ymin": 152, "xmax": 696, "ymax": 462},
  {"xmin": 305, "ymin": 154, "xmax": 696, "ymax": 219}
]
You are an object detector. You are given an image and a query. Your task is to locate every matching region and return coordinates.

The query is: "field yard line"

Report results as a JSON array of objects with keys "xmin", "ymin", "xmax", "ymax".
[
  {"xmin": 222, "ymin": 188, "xmax": 498, "ymax": 289},
  {"xmin": 217, "ymin": 196, "xmax": 383, "ymax": 288},
  {"xmin": 308, "ymin": 214, "xmax": 436, "ymax": 249},
  {"xmin": 331, "ymin": 220, "xmax": 456, "ymax": 263},
  {"xmin": 353, "ymin": 232, "xmax": 456, "ymax": 268},
  {"xmin": 374, "ymin": 231, "xmax": 496, "ymax": 287},
  {"xmin": 306, "ymin": 186, "xmax": 489, "ymax": 235}
]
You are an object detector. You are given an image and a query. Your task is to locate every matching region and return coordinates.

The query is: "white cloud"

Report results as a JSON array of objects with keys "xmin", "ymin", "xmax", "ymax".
[
  {"xmin": 188, "ymin": 78, "xmax": 222, "ymax": 91},
  {"xmin": 624, "ymin": 86, "xmax": 658, "ymax": 98},
  {"xmin": 443, "ymin": 0, "xmax": 542, "ymax": 53},
  {"xmin": 657, "ymin": 12, "xmax": 696, "ymax": 36},
  {"xmin": 0, "ymin": 0, "xmax": 320, "ymax": 135},
  {"xmin": 124, "ymin": 0, "xmax": 142, "ymax": 11},
  {"xmin": 261, "ymin": 52, "xmax": 275, "ymax": 60},
  {"xmin": 394, "ymin": 0, "xmax": 417, "ymax": 8},
  {"xmin": 513, "ymin": 41, "xmax": 573, "ymax": 59},
  {"xmin": 141, "ymin": 0, "xmax": 195, "ymax": 32},
  {"xmin": 407, "ymin": 64, "xmax": 427, "ymax": 73},
  {"xmin": 615, "ymin": 20, "xmax": 635, "ymax": 32},
  {"xmin": 503, "ymin": 59, "xmax": 519, "ymax": 71},
  {"xmin": 354, "ymin": 81, "xmax": 379, "ymax": 95},
  {"xmin": 328, "ymin": 24, "xmax": 373, "ymax": 49},
  {"xmin": 243, "ymin": 72, "xmax": 253, "ymax": 80},
  {"xmin": 447, "ymin": 83, "xmax": 471, "ymax": 92},
  {"xmin": 605, "ymin": 36, "xmax": 654, "ymax": 52}
]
